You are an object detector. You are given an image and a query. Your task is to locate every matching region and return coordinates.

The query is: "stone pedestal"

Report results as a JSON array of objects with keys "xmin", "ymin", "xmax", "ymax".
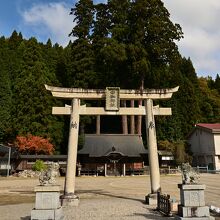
[
  {"xmin": 175, "ymin": 184, "xmax": 214, "ymax": 220},
  {"xmin": 31, "ymin": 185, "xmax": 63, "ymax": 220},
  {"xmin": 60, "ymin": 193, "xmax": 79, "ymax": 207},
  {"xmin": 145, "ymin": 193, "xmax": 157, "ymax": 205}
]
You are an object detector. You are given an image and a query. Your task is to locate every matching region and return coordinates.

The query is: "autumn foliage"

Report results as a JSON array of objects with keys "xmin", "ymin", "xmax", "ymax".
[{"xmin": 16, "ymin": 135, "xmax": 54, "ymax": 155}]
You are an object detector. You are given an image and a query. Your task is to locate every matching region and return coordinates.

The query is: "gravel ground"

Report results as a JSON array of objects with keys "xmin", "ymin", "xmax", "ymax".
[
  {"xmin": 0, "ymin": 199, "xmax": 173, "ymax": 220},
  {"xmin": 0, "ymin": 174, "xmax": 219, "ymax": 220},
  {"xmin": 62, "ymin": 198, "xmax": 172, "ymax": 220}
]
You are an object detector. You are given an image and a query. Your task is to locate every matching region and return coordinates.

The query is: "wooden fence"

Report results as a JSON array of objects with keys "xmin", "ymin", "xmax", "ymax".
[{"xmin": 157, "ymin": 191, "xmax": 172, "ymax": 216}]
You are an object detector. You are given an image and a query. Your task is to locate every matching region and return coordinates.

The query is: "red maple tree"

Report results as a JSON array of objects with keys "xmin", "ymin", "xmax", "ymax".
[{"xmin": 16, "ymin": 135, "xmax": 54, "ymax": 155}]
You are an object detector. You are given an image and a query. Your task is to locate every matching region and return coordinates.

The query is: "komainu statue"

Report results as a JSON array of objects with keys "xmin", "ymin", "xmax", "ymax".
[
  {"xmin": 180, "ymin": 163, "xmax": 200, "ymax": 184},
  {"xmin": 39, "ymin": 162, "xmax": 60, "ymax": 186}
]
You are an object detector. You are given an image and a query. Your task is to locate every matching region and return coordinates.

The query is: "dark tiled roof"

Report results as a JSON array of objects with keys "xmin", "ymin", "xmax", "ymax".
[
  {"xmin": 187, "ymin": 123, "xmax": 220, "ymax": 138},
  {"xmin": 78, "ymin": 134, "xmax": 147, "ymax": 157}
]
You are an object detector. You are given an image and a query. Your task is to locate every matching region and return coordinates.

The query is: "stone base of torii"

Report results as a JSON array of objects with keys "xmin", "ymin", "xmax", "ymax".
[{"xmin": 45, "ymin": 85, "xmax": 179, "ymax": 206}]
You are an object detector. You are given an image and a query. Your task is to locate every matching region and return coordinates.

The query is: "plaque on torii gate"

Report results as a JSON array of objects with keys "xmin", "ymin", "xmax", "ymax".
[{"xmin": 45, "ymin": 84, "xmax": 179, "ymax": 206}]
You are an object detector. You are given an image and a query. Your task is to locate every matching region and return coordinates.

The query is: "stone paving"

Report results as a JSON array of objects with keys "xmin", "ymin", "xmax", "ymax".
[{"xmin": 0, "ymin": 174, "xmax": 219, "ymax": 219}]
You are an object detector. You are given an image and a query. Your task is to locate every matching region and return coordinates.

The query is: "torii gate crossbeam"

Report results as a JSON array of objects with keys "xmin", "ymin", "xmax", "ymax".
[
  {"xmin": 52, "ymin": 105, "xmax": 171, "ymax": 116},
  {"xmin": 45, "ymin": 84, "xmax": 179, "ymax": 100}
]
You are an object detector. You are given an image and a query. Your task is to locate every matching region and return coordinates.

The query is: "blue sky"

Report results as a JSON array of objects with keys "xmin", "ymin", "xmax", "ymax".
[
  {"xmin": 0, "ymin": 0, "xmax": 219, "ymax": 78},
  {"xmin": 0, "ymin": 0, "xmax": 75, "ymax": 45}
]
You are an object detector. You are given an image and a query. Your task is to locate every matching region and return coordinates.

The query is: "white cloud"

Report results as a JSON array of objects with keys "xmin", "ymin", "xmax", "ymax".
[
  {"xmin": 163, "ymin": 1, "xmax": 219, "ymax": 31},
  {"xmin": 162, "ymin": 0, "xmax": 220, "ymax": 77},
  {"xmin": 21, "ymin": 2, "xmax": 75, "ymax": 46}
]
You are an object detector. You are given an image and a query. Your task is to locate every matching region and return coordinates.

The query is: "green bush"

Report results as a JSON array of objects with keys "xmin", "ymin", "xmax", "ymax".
[{"xmin": 32, "ymin": 160, "xmax": 47, "ymax": 171}]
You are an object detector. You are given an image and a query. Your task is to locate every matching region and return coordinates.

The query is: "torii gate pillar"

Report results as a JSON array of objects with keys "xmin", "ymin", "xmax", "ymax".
[
  {"xmin": 145, "ymin": 99, "xmax": 161, "ymax": 204},
  {"xmin": 60, "ymin": 98, "xmax": 80, "ymax": 206}
]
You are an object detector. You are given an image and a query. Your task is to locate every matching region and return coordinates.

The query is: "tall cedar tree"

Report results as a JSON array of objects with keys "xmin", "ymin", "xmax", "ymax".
[
  {"xmin": 0, "ymin": 37, "xmax": 12, "ymax": 142},
  {"xmin": 214, "ymin": 74, "xmax": 220, "ymax": 94},
  {"xmin": 69, "ymin": 0, "xmax": 183, "ymax": 135},
  {"xmin": 199, "ymin": 77, "xmax": 220, "ymax": 122},
  {"xmin": 12, "ymin": 38, "xmax": 64, "ymax": 151},
  {"xmin": 68, "ymin": 0, "xmax": 95, "ymax": 137},
  {"xmin": 0, "ymin": 31, "xmax": 24, "ymax": 142},
  {"xmin": 68, "ymin": 0, "xmax": 97, "ymax": 88}
]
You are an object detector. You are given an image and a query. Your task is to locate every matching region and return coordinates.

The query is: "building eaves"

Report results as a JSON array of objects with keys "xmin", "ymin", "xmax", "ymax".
[{"xmin": 196, "ymin": 123, "xmax": 220, "ymax": 134}]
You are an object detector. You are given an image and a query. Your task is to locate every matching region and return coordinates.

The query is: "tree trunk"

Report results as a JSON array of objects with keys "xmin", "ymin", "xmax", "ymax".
[{"xmin": 96, "ymin": 115, "xmax": 100, "ymax": 134}]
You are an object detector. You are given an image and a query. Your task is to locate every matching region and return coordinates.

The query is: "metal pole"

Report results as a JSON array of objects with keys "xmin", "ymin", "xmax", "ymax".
[{"xmin": 7, "ymin": 147, "xmax": 11, "ymax": 177}]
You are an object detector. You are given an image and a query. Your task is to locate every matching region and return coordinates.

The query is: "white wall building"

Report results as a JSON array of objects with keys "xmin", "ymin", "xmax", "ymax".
[{"xmin": 188, "ymin": 123, "xmax": 220, "ymax": 170}]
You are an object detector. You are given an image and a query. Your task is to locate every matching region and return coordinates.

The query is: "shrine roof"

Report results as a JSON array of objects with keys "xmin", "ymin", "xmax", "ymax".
[
  {"xmin": 19, "ymin": 155, "xmax": 67, "ymax": 159},
  {"xmin": 78, "ymin": 134, "xmax": 147, "ymax": 157},
  {"xmin": 196, "ymin": 123, "xmax": 220, "ymax": 130},
  {"xmin": 188, "ymin": 123, "xmax": 220, "ymax": 138}
]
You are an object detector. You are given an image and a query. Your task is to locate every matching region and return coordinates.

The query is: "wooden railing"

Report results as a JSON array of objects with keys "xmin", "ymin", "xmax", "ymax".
[
  {"xmin": 157, "ymin": 191, "xmax": 172, "ymax": 216},
  {"xmin": 80, "ymin": 169, "xmax": 97, "ymax": 176}
]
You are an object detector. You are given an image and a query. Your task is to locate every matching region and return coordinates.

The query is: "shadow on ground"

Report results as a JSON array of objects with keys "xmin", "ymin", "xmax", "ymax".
[
  {"xmin": 134, "ymin": 212, "xmax": 174, "ymax": 220},
  {"xmin": 133, "ymin": 208, "xmax": 175, "ymax": 220},
  {"xmin": 20, "ymin": 216, "xmax": 30, "ymax": 220},
  {"xmin": 76, "ymin": 189, "xmax": 145, "ymax": 203}
]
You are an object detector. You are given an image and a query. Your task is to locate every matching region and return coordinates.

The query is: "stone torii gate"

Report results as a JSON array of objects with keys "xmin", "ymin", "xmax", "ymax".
[{"xmin": 45, "ymin": 85, "xmax": 179, "ymax": 206}]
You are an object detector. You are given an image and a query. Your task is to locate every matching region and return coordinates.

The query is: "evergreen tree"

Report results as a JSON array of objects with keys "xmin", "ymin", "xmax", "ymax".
[
  {"xmin": 67, "ymin": 0, "xmax": 97, "ymax": 138},
  {"xmin": 180, "ymin": 58, "xmax": 198, "ymax": 85},
  {"xmin": 214, "ymin": 74, "xmax": 220, "ymax": 94},
  {"xmin": 7, "ymin": 31, "xmax": 24, "ymax": 82},
  {"xmin": 156, "ymin": 99, "xmax": 183, "ymax": 142},
  {"xmin": 68, "ymin": 0, "xmax": 97, "ymax": 88},
  {"xmin": 199, "ymin": 77, "xmax": 220, "ymax": 122},
  {"xmin": 176, "ymin": 77, "xmax": 201, "ymax": 136},
  {"xmin": 129, "ymin": 0, "xmax": 183, "ymax": 88},
  {"xmin": 12, "ymin": 38, "xmax": 63, "ymax": 151},
  {"xmin": 0, "ymin": 37, "xmax": 12, "ymax": 142},
  {"xmin": 8, "ymin": 31, "xmax": 23, "ymax": 50}
]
